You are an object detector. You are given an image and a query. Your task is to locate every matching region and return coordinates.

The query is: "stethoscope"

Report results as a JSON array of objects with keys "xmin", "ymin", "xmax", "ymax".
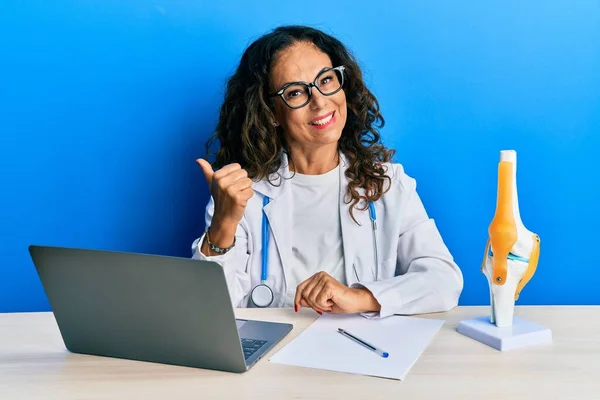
[{"xmin": 250, "ymin": 196, "xmax": 380, "ymax": 307}]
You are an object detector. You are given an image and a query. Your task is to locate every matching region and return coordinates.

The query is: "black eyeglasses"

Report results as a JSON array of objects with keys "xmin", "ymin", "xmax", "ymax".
[{"xmin": 269, "ymin": 66, "xmax": 346, "ymax": 109}]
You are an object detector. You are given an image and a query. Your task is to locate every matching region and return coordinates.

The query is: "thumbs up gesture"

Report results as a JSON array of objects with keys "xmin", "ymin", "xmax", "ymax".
[{"xmin": 196, "ymin": 159, "xmax": 254, "ymax": 228}]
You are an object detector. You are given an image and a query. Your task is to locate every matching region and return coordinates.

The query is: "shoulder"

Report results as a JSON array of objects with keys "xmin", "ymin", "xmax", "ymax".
[{"xmin": 380, "ymin": 161, "xmax": 417, "ymax": 196}]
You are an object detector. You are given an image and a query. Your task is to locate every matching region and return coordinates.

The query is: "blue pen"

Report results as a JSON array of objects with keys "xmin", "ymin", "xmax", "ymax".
[{"xmin": 337, "ymin": 328, "xmax": 389, "ymax": 358}]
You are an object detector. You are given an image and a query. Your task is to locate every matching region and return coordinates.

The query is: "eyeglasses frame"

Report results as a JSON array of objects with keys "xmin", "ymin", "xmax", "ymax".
[{"xmin": 269, "ymin": 65, "xmax": 346, "ymax": 109}]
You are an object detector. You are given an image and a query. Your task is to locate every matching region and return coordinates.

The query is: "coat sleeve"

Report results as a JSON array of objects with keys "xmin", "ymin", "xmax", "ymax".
[
  {"xmin": 191, "ymin": 196, "xmax": 252, "ymax": 307},
  {"xmin": 351, "ymin": 165, "xmax": 464, "ymax": 319}
]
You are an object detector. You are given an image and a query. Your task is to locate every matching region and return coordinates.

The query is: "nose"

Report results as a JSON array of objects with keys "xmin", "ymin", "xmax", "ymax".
[{"xmin": 309, "ymin": 86, "xmax": 328, "ymax": 110}]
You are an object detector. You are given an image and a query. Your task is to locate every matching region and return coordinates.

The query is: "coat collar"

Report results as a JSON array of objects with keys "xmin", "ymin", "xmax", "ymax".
[
  {"xmin": 251, "ymin": 151, "xmax": 293, "ymax": 199},
  {"xmin": 252, "ymin": 150, "xmax": 353, "ymax": 198}
]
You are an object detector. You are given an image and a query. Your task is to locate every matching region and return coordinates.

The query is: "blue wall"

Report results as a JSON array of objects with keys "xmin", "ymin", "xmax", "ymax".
[{"xmin": 1, "ymin": 1, "xmax": 599, "ymax": 312}]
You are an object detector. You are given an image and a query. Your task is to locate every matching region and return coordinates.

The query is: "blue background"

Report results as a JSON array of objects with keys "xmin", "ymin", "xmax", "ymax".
[{"xmin": 1, "ymin": 1, "xmax": 599, "ymax": 312}]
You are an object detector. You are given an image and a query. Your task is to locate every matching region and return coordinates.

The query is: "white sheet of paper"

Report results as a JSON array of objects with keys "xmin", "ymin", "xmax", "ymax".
[{"xmin": 269, "ymin": 313, "xmax": 444, "ymax": 380}]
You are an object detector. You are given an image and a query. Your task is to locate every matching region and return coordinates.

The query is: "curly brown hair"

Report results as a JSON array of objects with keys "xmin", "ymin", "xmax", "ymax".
[{"xmin": 205, "ymin": 25, "xmax": 396, "ymax": 223}]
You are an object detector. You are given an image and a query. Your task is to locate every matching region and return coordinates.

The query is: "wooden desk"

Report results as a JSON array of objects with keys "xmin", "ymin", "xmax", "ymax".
[{"xmin": 1, "ymin": 306, "xmax": 598, "ymax": 399}]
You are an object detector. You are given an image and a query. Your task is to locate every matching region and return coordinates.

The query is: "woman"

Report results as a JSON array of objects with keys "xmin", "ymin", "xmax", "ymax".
[{"xmin": 192, "ymin": 25, "xmax": 463, "ymax": 318}]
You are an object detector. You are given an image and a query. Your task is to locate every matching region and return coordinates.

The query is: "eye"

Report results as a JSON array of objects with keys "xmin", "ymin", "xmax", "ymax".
[
  {"xmin": 320, "ymin": 75, "xmax": 333, "ymax": 85},
  {"xmin": 286, "ymin": 90, "xmax": 302, "ymax": 98}
]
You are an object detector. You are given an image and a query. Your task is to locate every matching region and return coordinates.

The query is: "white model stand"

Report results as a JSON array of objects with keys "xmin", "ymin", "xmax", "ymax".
[
  {"xmin": 457, "ymin": 316, "xmax": 552, "ymax": 351},
  {"xmin": 457, "ymin": 150, "xmax": 552, "ymax": 351}
]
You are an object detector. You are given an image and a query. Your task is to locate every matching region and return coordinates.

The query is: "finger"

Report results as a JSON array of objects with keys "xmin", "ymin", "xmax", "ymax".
[
  {"xmin": 212, "ymin": 163, "xmax": 242, "ymax": 181},
  {"xmin": 229, "ymin": 177, "xmax": 253, "ymax": 193},
  {"xmin": 238, "ymin": 186, "xmax": 255, "ymax": 201},
  {"xmin": 196, "ymin": 159, "xmax": 215, "ymax": 186},
  {"xmin": 301, "ymin": 297, "xmax": 326, "ymax": 315},
  {"xmin": 328, "ymin": 303, "xmax": 344, "ymax": 314},
  {"xmin": 299, "ymin": 297, "xmax": 326, "ymax": 315},
  {"xmin": 234, "ymin": 188, "xmax": 255, "ymax": 207},
  {"xmin": 302, "ymin": 274, "xmax": 329, "ymax": 313},
  {"xmin": 298, "ymin": 275, "xmax": 320, "ymax": 306},
  {"xmin": 315, "ymin": 283, "xmax": 335, "ymax": 311},
  {"xmin": 231, "ymin": 186, "xmax": 254, "ymax": 207},
  {"xmin": 307, "ymin": 278, "xmax": 333, "ymax": 312},
  {"xmin": 218, "ymin": 169, "xmax": 249, "ymax": 190},
  {"xmin": 294, "ymin": 276, "xmax": 313, "ymax": 311},
  {"xmin": 300, "ymin": 296, "xmax": 333, "ymax": 311}
]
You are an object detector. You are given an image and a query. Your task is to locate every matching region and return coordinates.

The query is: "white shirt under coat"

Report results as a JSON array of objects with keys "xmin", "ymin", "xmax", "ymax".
[{"xmin": 284, "ymin": 164, "xmax": 346, "ymax": 307}]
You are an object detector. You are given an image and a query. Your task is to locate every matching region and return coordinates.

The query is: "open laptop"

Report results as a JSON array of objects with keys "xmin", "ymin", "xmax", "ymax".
[{"xmin": 28, "ymin": 245, "xmax": 293, "ymax": 373}]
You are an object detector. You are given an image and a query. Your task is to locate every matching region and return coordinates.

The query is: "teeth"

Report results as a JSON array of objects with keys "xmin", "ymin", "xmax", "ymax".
[{"xmin": 312, "ymin": 113, "xmax": 333, "ymax": 126}]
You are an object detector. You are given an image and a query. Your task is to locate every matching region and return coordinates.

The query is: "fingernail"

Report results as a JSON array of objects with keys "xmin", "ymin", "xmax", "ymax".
[
  {"xmin": 317, "ymin": 310, "xmax": 323, "ymax": 315},
  {"xmin": 294, "ymin": 305, "xmax": 298, "ymax": 312}
]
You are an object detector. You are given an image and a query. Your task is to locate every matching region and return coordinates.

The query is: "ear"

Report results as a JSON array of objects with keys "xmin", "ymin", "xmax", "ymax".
[{"xmin": 269, "ymin": 106, "xmax": 280, "ymax": 127}]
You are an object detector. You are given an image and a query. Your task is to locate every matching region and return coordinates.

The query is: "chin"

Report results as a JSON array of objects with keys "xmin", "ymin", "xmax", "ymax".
[{"xmin": 313, "ymin": 128, "xmax": 342, "ymax": 144}]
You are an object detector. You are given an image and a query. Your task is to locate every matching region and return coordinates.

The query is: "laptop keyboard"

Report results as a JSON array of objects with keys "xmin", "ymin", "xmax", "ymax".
[{"xmin": 241, "ymin": 338, "xmax": 267, "ymax": 360}]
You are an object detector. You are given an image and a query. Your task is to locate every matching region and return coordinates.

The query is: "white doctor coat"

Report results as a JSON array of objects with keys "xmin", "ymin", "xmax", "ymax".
[{"xmin": 192, "ymin": 152, "xmax": 463, "ymax": 318}]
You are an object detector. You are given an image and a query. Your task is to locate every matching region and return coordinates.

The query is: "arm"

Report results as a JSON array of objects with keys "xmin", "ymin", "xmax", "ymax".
[
  {"xmin": 351, "ymin": 167, "xmax": 464, "ymax": 319},
  {"xmin": 192, "ymin": 196, "xmax": 252, "ymax": 307}
]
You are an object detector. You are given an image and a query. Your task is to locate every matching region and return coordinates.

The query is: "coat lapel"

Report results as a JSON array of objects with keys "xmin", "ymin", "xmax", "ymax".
[
  {"xmin": 252, "ymin": 152, "xmax": 293, "ymax": 300},
  {"xmin": 338, "ymin": 153, "xmax": 375, "ymax": 285}
]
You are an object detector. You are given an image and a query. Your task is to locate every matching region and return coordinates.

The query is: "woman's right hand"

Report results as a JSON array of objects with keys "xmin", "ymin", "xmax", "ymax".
[{"xmin": 196, "ymin": 159, "xmax": 254, "ymax": 251}]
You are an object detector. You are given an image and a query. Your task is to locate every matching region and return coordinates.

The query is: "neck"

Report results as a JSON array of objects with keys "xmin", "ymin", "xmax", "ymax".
[{"xmin": 288, "ymin": 143, "xmax": 339, "ymax": 175}]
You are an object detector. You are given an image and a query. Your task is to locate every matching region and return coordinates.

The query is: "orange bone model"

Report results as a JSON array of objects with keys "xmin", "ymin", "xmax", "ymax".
[
  {"xmin": 488, "ymin": 161, "xmax": 518, "ymax": 286},
  {"xmin": 481, "ymin": 150, "xmax": 541, "ymax": 327}
]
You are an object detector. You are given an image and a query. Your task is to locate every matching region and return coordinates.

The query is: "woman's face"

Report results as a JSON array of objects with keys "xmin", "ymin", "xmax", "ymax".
[{"xmin": 269, "ymin": 42, "xmax": 347, "ymax": 152}]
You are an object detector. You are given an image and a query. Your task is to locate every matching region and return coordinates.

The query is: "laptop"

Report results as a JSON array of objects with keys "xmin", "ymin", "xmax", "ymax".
[{"xmin": 28, "ymin": 245, "xmax": 293, "ymax": 373}]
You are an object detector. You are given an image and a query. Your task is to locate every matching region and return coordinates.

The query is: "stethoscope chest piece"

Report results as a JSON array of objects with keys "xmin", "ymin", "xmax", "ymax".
[{"xmin": 250, "ymin": 283, "xmax": 274, "ymax": 308}]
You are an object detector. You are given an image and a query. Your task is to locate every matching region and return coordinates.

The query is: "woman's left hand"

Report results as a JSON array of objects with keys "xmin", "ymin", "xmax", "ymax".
[{"xmin": 294, "ymin": 272, "xmax": 381, "ymax": 314}]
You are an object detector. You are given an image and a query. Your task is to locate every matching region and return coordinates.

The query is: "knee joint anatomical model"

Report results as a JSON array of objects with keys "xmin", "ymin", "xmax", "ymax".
[{"xmin": 482, "ymin": 150, "xmax": 540, "ymax": 327}]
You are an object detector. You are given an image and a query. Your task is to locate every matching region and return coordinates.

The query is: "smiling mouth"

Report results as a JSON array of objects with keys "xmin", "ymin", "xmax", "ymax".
[{"xmin": 309, "ymin": 111, "xmax": 335, "ymax": 126}]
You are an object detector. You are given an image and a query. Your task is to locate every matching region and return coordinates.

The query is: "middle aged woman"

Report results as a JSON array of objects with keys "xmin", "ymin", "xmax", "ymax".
[{"xmin": 193, "ymin": 25, "xmax": 463, "ymax": 318}]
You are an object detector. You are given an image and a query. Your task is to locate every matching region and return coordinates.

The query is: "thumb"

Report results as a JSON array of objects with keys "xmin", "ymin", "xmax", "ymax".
[{"xmin": 196, "ymin": 158, "xmax": 214, "ymax": 185}]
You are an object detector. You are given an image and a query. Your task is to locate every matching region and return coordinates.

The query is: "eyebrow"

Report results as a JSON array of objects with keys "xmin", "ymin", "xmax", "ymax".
[{"xmin": 277, "ymin": 66, "xmax": 331, "ymax": 90}]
